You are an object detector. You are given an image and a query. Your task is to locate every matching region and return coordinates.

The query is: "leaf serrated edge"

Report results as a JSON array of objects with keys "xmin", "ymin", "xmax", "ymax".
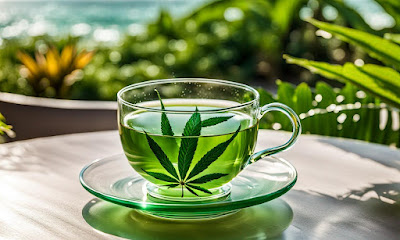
[
  {"xmin": 186, "ymin": 125, "xmax": 241, "ymax": 181},
  {"xmin": 155, "ymin": 89, "xmax": 174, "ymax": 136},
  {"xmin": 178, "ymin": 107, "xmax": 201, "ymax": 180},
  {"xmin": 144, "ymin": 131, "xmax": 179, "ymax": 180},
  {"xmin": 188, "ymin": 173, "xmax": 228, "ymax": 184},
  {"xmin": 142, "ymin": 169, "xmax": 178, "ymax": 183},
  {"xmin": 201, "ymin": 116, "xmax": 233, "ymax": 127}
]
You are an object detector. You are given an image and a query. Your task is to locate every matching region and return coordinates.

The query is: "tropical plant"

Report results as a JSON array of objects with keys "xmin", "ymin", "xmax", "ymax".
[
  {"xmin": 17, "ymin": 45, "xmax": 94, "ymax": 98},
  {"xmin": 281, "ymin": 18, "xmax": 400, "ymax": 146},
  {"xmin": 374, "ymin": 0, "xmax": 400, "ymax": 32},
  {"xmin": 69, "ymin": 1, "xmax": 309, "ymax": 100},
  {"xmin": 1, "ymin": 0, "xmax": 395, "ymax": 101},
  {"xmin": 284, "ymin": 19, "xmax": 400, "ymax": 107},
  {"xmin": 67, "ymin": 0, "xmax": 400, "ymax": 101},
  {"xmin": 258, "ymin": 80, "xmax": 399, "ymax": 147},
  {"xmin": 319, "ymin": 0, "xmax": 377, "ymax": 34}
]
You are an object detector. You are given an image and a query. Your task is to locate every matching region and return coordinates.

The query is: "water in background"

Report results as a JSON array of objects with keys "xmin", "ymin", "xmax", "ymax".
[
  {"xmin": 0, "ymin": 0, "xmax": 394, "ymax": 43},
  {"xmin": 0, "ymin": 0, "xmax": 208, "ymax": 41}
]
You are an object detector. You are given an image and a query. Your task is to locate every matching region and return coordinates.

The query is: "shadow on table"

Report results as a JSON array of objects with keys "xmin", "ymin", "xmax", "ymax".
[
  {"xmin": 317, "ymin": 138, "xmax": 400, "ymax": 171},
  {"xmin": 82, "ymin": 198, "xmax": 304, "ymax": 240},
  {"xmin": 285, "ymin": 183, "xmax": 400, "ymax": 240},
  {"xmin": 339, "ymin": 182, "xmax": 400, "ymax": 204}
]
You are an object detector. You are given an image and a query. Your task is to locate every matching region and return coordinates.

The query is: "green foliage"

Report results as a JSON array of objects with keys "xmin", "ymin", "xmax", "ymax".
[
  {"xmin": 0, "ymin": 0, "xmax": 316, "ymax": 100},
  {"xmin": 2, "ymin": 0, "xmax": 398, "ymax": 101},
  {"xmin": 1, "ymin": 0, "xmax": 400, "ymax": 101},
  {"xmin": 258, "ymin": 81, "xmax": 400, "ymax": 147},
  {"xmin": 284, "ymin": 55, "xmax": 400, "ymax": 109},
  {"xmin": 306, "ymin": 19, "xmax": 400, "ymax": 70},
  {"xmin": 1, "ymin": 0, "xmax": 399, "ymax": 147},
  {"xmin": 284, "ymin": 19, "xmax": 400, "ymax": 110},
  {"xmin": 271, "ymin": 0, "xmax": 308, "ymax": 35},
  {"xmin": 384, "ymin": 33, "xmax": 400, "ymax": 45},
  {"xmin": 374, "ymin": 0, "xmax": 400, "ymax": 31},
  {"xmin": 281, "ymin": 19, "xmax": 400, "ymax": 146},
  {"xmin": 320, "ymin": 0, "xmax": 376, "ymax": 34}
]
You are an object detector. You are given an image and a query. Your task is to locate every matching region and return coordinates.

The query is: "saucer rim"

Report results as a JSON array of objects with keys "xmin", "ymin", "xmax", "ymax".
[{"xmin": 79, "ymin": 153, "xmax": 297, "ymax": 212}]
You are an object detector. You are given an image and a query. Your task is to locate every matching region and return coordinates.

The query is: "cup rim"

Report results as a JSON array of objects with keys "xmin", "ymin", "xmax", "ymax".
[{"xmin": 117, "ymin": 78, "xmax": 260, "ymax": 113}]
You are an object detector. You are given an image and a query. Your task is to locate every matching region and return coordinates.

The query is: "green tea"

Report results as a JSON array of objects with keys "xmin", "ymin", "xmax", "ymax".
[{"xmin": 119, "ymin": 100, "xmax": 258, "ymax": 197}]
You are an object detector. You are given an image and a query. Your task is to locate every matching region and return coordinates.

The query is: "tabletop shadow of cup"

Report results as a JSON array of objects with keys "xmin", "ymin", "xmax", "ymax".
[{"xmin": 82, "ymin": 198, "xmax": 300, "ymax": 240}]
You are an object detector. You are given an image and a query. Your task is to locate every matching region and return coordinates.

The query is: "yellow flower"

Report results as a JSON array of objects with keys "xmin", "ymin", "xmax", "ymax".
[{"xmin": 17, "ymin": 45, "xmax": 95, "ymax": 98}]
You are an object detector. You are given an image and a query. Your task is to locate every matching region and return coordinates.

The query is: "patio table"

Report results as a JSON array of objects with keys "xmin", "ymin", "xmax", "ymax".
[{"xmin": 0, "ymin": 130, "xmax": 399, "ymax": 240}]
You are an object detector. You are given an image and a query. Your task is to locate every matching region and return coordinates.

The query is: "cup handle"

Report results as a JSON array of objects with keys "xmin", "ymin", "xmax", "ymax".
[{"xmin": 244, "ymin": 103, "xmax": 301, "ymax": 167}]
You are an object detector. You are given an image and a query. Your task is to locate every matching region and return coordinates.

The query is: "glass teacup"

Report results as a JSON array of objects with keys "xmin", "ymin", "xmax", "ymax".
[{"xmin": 117, "ymin": 79, "xmax": 300, "ymax": 201}]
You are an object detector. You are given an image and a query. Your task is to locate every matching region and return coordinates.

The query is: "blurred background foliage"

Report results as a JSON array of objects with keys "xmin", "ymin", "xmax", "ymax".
[
  {"xmin": 0, "ymin": 0, "xmax": 399, "ymax": 146},
  {"xmin": 3, "ymin": 0, "xmax": 397, "ymax": 100},
  {"xmin": 282, "ymin": 18, "xmax": 400, "ymax": 147}
]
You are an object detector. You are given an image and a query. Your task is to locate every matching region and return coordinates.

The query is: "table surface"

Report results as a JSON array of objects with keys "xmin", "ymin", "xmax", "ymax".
[{"xmin": 1, "ymin": 130, "xmax": 399, "ymax": 240}]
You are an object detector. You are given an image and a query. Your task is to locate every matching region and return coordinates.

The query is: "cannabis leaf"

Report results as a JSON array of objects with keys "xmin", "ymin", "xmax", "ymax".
[
  {"xmin": 178, "ymin": 107, "xmax": 201, "ymax": 180},
  {"xmin": 144, "ymin": 131, "xmax": 179, "ymax": 180},
  {"xmin": 155, "ymin": 89, "xmax": 174, "ymax": 136},
  {"xmin": 185, "ymin": 185, "xmax": 200, "ymax": 196},
  {"xmin": 201, "ymin": 116, "xmax": 233, "ymax": 127},
  {"xmin": 143, "ymin": 93, "xmax": 241, "ymax": 197},
  {"xmin": 187, "ymin": 173, "xmax": 228, "ymax": 184},
  {"xmin": 142, "ymin": 169, "xmax": 177, "ymax": 182},
  {"xmin": 186, "ymin": 126, "xmax": 240, "ymax": 181},
  {"xmin": 144, "ymin": 125, "xmax": 240, "ymax": 197},
  {"xmin": 186, "ymin": 184, "xmax": 212, "ymax": 194}
]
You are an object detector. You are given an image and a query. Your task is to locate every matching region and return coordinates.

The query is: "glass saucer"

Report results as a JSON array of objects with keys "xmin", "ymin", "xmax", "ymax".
[{"xmin": 79, "ymin": 154, "xmax": 297, "ymax": 219}]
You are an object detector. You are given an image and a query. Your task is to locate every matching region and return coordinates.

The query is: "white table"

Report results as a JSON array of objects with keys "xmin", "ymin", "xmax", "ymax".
[{"xmin": 0, "ymin": 130, "xmax": 399, "ymax": 239}]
